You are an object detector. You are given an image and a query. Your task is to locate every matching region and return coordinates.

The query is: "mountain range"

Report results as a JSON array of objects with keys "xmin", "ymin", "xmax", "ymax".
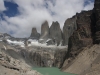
[{"xmin": 0, "ymin": 0, "xmax": 100, "ymax": 75}]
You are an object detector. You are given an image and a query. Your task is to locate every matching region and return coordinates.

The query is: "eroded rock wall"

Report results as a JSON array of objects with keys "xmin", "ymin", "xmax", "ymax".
[
  {"xmin": 24, "ymin": 46, "xmax": 67, "ymax": 68},
  {"xmin": 63, "ymin": 16, "xmax": 77, "ymax": 45}
]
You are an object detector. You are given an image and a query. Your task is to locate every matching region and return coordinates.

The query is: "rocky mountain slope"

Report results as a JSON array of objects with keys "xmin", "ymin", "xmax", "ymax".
[
  {"xmin": 0, "ymin": 0, "xmax": 100, "ymax": 75},
  {"xmin": 61, "ymin": 0, "xmax": 100, "ymax": 75},
  {"xmin": 0, "ymin": 41, "xmax": 41, "ymax": 75},
  {"xmin": 62, "ymin": 44, "xmax": 100, "ymax": 75},
  {"xmin": 0, "ymin": 31, "xmax": 67, "ymax": 75},
  {"xmin": 24, "ymin": 46, "xmax": 67, "ymax": 68}
]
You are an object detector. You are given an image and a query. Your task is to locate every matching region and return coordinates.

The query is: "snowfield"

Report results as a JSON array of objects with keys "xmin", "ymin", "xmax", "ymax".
[
  {"xmin": 6, "ymin": 39, "xmax": 67, "ymax": 49},
  {"xmin": 7, "ymin": 39, "xmax": 25, "ymax": 47},
  {"xmin": 28, "ymin": 39, "xmax": 67, "ymax": 49}
]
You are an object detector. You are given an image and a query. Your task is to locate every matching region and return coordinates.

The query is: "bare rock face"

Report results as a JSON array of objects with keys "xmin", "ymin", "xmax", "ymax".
[
  {"xmin": 62, "ymin": 11, "xmax": 93, "ymax": 68},
  {"xmin": 61, "ymin": 0, "xmax": 100, "ymax": 74},
  {"xmin": 0, "ymin": 44, "xmax": 41, "ymax": 75},
  {"xmin": 26, "ymin": 46, "xmax": 67, "ymax": 68},
  {"xmin": 93, "ymin": 0, "xmax": 100, "ymax": 43},
  {"xmin": 54, "ymin": 49, "xmax": 67, "ymax": 68},
  {"xmin": 39, "ymin": 21, "xmax": 49, "ymax": 43},
  {"xmin": 63, "ymin": 16, "xmax": 77, "ymax": 45},
  {"xmin": 49, "ymin": 21, "xmax": 63, "ymax": 46},
  {"xmin": 30, "ymin": 28, "xmax": 40, "ymax": 39},
  {"xmin": 67, "ymin": 11, "xmax": 93, "ymax": 58}
]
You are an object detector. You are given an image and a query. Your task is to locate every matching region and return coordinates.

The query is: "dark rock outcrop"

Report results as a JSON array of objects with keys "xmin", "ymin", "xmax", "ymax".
[
  {"xmin": 61, "ymin": 0, "xmax": 100, "ymax": 75},
  {"xmin": 0, "ymin": 33, "xmax": 11, "ymax": 40},
  {"xmin": 39, "ymin": 21, "xmax": 49, "ymax": 43},
  {"xmin": 30, "ymin": 28, "xmax": 40, "ymax": 39},
  {"xmin": 63, "ymin": 16, "xmax": 77, "ymax": 45},
  {"xmin": 61, "ymin": 10, "xmax": 93, "ymax": 71},
  {"xmin": 49, "ymin": 21, "xmax": 63, "ymax": 46},
  {"xmin": 67, "ymin": 11, "xmax": 93, "ymax": 58},
  {"xmin": 92, "ymin": 0, "xmax": 100, "ymax": 44},
  {"xmin": 54, "ymin": 49, "xmax": 67, "ymax": 68}
]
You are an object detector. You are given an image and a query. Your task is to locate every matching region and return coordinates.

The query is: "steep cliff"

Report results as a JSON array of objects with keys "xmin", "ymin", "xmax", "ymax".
[
  {"xmin": 24, "ymin": 46, "xmax": 67, "ymax": 68},
  {"xmin": 61, "ymin": 0, "xmax": 100, "ymax": 75},
  {"xmin": 91, "ymin": 0, "xmax": 100, "ymax": 44},
  {"xmin": 67, "ymin": 10, "xmax": 93, "ymax": 58},
  {"xmin": 39, "ymin": 21, "xmax": 49, "ymax": 43},
  {"xmin": 30, "ymin": 27, "xmax": 40, "ymax": 39},
  {"xmin": 49, "ymin": 21, "xmax": 63, "ymax": 46},
  {"xmin": 63, "ymin": 16, "xmax": 77, "ymax": 45}
]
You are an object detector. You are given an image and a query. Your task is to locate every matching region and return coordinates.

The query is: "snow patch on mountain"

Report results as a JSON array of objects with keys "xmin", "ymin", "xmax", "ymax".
[
  {"xmin": 7, "ymin": 39, "xmax": 25, "ymax": 47},
  {"xmin": 27, "ymin": 39, "xmax": 67, "ymax": 49},
  {"xmin": 6, "ymin": 39, "xmax": 67, "ymax": 49}
]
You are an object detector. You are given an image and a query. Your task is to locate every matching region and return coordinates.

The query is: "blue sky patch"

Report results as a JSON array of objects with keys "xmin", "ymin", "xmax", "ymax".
[
  {"xmin": 84, "ymin": 0, "xmax": 94, "ymax": 6},
  {"xmin": 3, "ymin": 1, "xmax": 19, "ymax": 17}
]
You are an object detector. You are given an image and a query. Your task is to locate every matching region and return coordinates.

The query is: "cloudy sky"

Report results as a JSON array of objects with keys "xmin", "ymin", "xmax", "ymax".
[{"xmin": 0, "ymin": 0, "xmax": 94, "ymax": 38}]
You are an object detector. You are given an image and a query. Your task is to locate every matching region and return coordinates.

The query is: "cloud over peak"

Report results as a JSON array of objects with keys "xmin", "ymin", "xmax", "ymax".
[{"xmin": 0, "ymin": 0, "xmax": 94, "ymax": 38}]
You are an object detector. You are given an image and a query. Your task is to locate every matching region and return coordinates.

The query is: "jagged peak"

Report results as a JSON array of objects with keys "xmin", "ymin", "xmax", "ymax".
[
  {"xmin": 51, "ymin": 21, "xmax": 60, "ymax": 28},
  {"xmin": 31, "ymin": 27, "xmax": 38, "ymax": 33},
  {"xmin": 42, "ymin": 20, "xmax": 48, "ymax": 25}
]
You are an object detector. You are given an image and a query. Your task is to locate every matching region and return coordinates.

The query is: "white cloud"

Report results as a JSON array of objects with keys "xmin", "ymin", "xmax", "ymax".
[
  {"xmin": 0, "ymin": 0, "xmax": 94, "ymax": 38},
  {"xmin": 0, "ymin": 0, "xmax": 6, "ymax": 12}
]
